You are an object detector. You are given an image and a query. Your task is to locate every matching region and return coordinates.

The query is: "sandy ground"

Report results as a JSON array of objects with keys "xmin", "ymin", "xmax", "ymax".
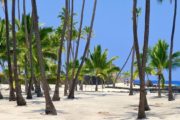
[{"xmin": 0, "ymin": 83, "xmax": 180, "ymax": 120}]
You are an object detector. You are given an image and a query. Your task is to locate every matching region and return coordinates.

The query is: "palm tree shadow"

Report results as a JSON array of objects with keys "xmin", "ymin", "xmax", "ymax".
[{"xmin": 24, "ymin": 109, "xmax": 69, "ymax": 114}]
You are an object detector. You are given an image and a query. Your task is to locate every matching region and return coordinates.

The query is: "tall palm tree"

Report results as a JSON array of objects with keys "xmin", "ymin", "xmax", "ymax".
[
  {"xmin": 68, "ymin": 0, "xmax": 97, "ymax": 99},
  {"xmin": 12, "ymin": 0, "xmax": 26, "ymax": 105},
  {"xmin": 31, "ymin": 0, "xmax": 57, "ymax": 115},
  {"xmin": 129, "ymin": 7, "xmax": 141, "ymax": 96},
  {"xmin": 23, "ymin": 0, "xmax": 34, "ymax": 99},
  {"xmin": 141, "ymin": 0, "xmax": 151, "ymax": 112},
  {"xmin": 64, "ymin": 0, "xmax": 70, "ymax": 96},
  {"xmin": 52, "ymin": 0, "xmax": 69, "ymax": 101},
  {"xmin": 150, "ymin": 40, "xmax": 180, "ymax": 97},
  {"xmin": 168, "ymin": 0, "xmax": 177, "ymax": 101},
  {"xmin": 133, "ymin": 0, "xmax": 151, "ymax": 119},
  {"xmin": 4, "ymin": 0, "xmax": 16, "ymax": 101},
  {"xmin": 70, "ymin": 0, "xmax": 85, "ymax": 94}
]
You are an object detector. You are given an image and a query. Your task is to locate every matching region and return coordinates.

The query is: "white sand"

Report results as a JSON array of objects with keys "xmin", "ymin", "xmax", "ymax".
[{"xmin": 0, "ymin": 84, "xmax": 180, "ymax": 120}]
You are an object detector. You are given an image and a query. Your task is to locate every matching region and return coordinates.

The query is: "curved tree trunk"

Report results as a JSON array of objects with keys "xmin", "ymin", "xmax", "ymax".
[
  {"xmin": 31, "ymin": 0, "xmax": 57, "ymax": 115},
  {"xmin": 70, "ymin": 0, "xmax": 86, "ymax": 94},
  {"xmin": 133, "ymin": 0, "xmax": 151, "ymax": 119},
  {"xmin": 68, "ymin": 0, "xmax": 97, "ymax": 99},
  {"xmin": 129, "ymin": 45, "xmax": 135, "ymax": 95},
  {"xmin": 12, "ymin": 0, "xmax": 26, "ymax": 106},
  {"xmin": 4, "ymin": 0, "xmax": 16, "ymax": 101},
  {"xmin": 52, "ymin": 0, "xmax": 69, "ymax": 101},
  {"xmin": 141, "ymin": 0, "xmax": 150, "ymax": 112},
  {"xmin": 168, "ymin": 0, "xmax": 177, "ymax": 101},
  {"xmin": 133, "ymin": 0, "xmax": 146, "ymax": 118}
]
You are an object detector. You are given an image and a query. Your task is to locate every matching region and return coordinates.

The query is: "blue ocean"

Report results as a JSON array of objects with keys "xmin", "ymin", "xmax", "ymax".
[{"xmin": 134, "ymin": 80, "xmax": 180, "ymax": 87}]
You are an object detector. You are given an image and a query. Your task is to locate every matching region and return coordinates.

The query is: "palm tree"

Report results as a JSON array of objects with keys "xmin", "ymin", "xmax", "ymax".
[
  {"xmin": 150, "ymin": 40, "xmax": 180, "ymax": 97},
  {"xmin": 129, "ymin": 7, "xmax": 142, "ymax": 95},
  {"xmin": 68, "ymin": 0, "xmax": 97, "ymax": 99},
  {"xmin": 84, "ymin": 45, "xmax": 119, "ymax": 91},
  {"xmin": 12, "ymin": 0, "xmax": 26, "ymax": 106},
  {"xmin": 64, "ymin": 0, "xmax": 71, "ymax": 96},
  {"xmin": 31, "ymin": 0, "xmax": 57, "ymax": 115},
  {"xmin": 70, "ymin": 0, "xmax": 86, "ymax": 93},
  {"xmin": 22, "ymin": 0, "xmax": 33, "ymax": 99},
  {"xmin": 52, "ymin": 0, "xmax": 69, "ymax": 101},
  {"xmin": 168, "ymin": 0, "xmax": 177, "ymax": 101},
  {"xmin": 133, "ymin": 0, "xmax": 151, "ymax": 119},
  {"xmin": 4, "ymin": 0, "xmax": 16, "ymax": 101},
  {"xmin": 129, "ymin": 45, "xmax": 135, "ymax": 95}
]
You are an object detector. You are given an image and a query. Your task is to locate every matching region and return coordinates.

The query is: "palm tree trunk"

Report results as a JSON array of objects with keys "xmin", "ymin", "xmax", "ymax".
[
  {"xmin": 141, "ymin": 0, "xmax": 150, "ymax": 112},
  {"xmin": 133, "ymin": 0, "xmax": 146, "ymax": 118},
  {"xmin": 24, "ymin": 56, "xmax": 28, "ymax": 94},
  {"xmin": 129, "ymin": 45, "xmax": 135, "ymax": 95},
  {"xmin": 64, "ymin": 0, "xmax": 74, "ymax": 96},
  {"xmin": 4, "ymin": 0, "xmax": 16, "ymax": 101},
  {"xmin": 168, "ymin": 0, "xmax": 177, "ymax": 101},
  {"xmin": 133, "ymin": 0, "xmax": 151, "ymax": 118},
  {"xmin": 31, "ymin": 0, "xmax": 57, "ymax": 115},
  {"xmin": 70, "ymin": 0, "xmax": 86, "ymax": 92},
  {"xmin": 158, "ymin": 74, "xmax": 161, "ymax": 97},
  {"xmin": 12, "ymin": 0, "xmax": 26, "ymax": 106},
  {"xmin": 17, "ymin": 0, "xmax": 20, "ymax": 21},
  {"xmin": 68, "ymin": 0, "xmax": 97, "ymax": 99},
  {"xmin": 52, "ymin": 0, "xmax": 69, "ymax": 101},
  {"xmin": 23, "ymin": 0, "xmax": 33, "ymax": 99},
  {"xmin": 95, "ymin": 77, "xmax": 98, "ymax": 91}
]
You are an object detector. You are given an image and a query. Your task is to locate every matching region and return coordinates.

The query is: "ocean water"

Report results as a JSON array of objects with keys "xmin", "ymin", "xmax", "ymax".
[{"xmin": 134, "ymin": 80, "xmax": 180, "ymax": 87}]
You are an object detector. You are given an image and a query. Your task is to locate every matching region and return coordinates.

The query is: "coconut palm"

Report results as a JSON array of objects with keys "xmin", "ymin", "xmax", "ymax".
[
  {"xmin": 70, "ymin": 0, "xmax": 86, "ymax": 92},
  {"xmin": 133, "ymin": 0, "xmax": 151, "ymax": 118},
  {"xmin": 68, "ymin": 0, "xmax": 97, "ymax": 99},
  {"xmin": 3, "ymin": 0, "xmax": 16, "ymax": 101},
  {"xmin": 84, "ymin": 45, "xmax": 119, "ymax": 91},
  {"xmin": 168, "ymin": 0, "xmax": 177, "ymax": 101},
  {"xmin": 150, "ymin": 40, "xmax": 180, "ymax": 97},
  {"xmin": 12, "ymin": 0, "xmax": 26, "ymax": 105},
  {"xmin": 52, "ymin": 0, "xmax": 69, "ymax": 100},
  {"xmin": 31, "ymin": 0, "xmax": 57, "ymax": 115}
]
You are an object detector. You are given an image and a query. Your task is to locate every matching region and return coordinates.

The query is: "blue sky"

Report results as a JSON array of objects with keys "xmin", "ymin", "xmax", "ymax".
[{"xmin": 0, "ymin": 0, "xmax": 180, "ymax": 81}]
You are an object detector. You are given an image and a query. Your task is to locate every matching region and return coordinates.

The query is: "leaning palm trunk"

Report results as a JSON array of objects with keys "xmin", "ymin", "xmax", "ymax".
[
  {"xmin": 129, "ymin": 45, "xmax": 135, "ymax": 95},
  {"xmin": 70, "ymin": 0, "xmax": 86, "ymax": 92},
  {"xmin": 31, "ymin": 0, "xmax": 57, "ymax": 115},
  {"xmin": 12, "ymin": 0, "xmax": 26, "ymax": 106},
  {"xmin": 52, "ymin": 0, "xmax": 69, "ymax": 101},
  {"xmin": 4, "ymin": 0, "xmax": 16, "ymax": 101},
  {"xmin": 68, "ymin": 0, "xmax": 97, "ymax": 99},
  {"xmin": 168, "ymin": 0, "xmax": 177, "ymax": 101}
]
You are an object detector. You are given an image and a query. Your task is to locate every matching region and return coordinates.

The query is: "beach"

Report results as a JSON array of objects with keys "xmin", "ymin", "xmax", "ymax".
[{"xmin": 0, "ymin": 84, "xmax": 180, "ymax": 120}]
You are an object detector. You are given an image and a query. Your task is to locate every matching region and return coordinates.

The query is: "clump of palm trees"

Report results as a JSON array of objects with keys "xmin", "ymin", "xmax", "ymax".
[{"xmin": 0, "ymin": 0, "xmax": 103, "ymax": 115}]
